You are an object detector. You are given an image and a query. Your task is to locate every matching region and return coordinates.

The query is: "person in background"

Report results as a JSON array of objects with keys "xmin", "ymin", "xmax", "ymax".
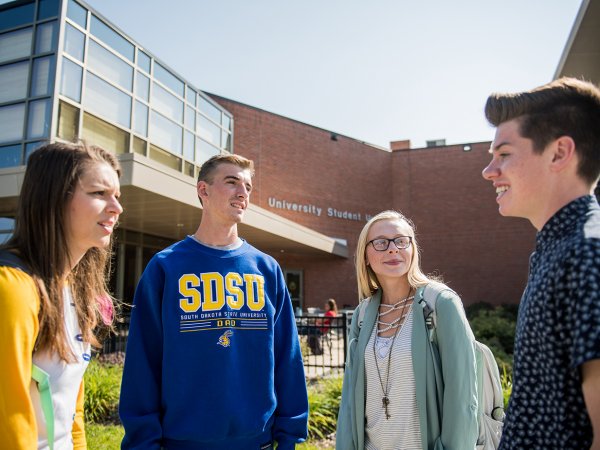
[
  {"xmin": 0, "ymin": 142, "xmax": 123, "ymax": 449},
  {"xmin": 336, "ymin": 210, "xmax": 478, "ymax": 450},
  {"xmin": 120, "ymin": 154, "xmax": 308, "ymax": 449},
  {"xmin": 320, "ymin": 298, "xmax": 338, "ymax": 335},
  {"xmin": 482, "ymin": 77, "xmax": 600, "ymax": 450}
]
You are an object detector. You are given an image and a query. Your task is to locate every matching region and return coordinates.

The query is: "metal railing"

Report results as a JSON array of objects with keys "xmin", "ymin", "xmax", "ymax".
[
  {"xmin": 100, "ymin": 312, "xmax": 353, "ymax": 378},
  {"xmin": 296, "ymin": 313, "xmax": 350, "ymax": 378}
]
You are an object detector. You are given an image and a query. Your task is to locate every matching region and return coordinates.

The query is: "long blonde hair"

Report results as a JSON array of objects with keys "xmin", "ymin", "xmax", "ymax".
[
  {"xmin": 355, "ymin": 210, "xmax": 431, "ymax": 300},
  {"xmin": 5, "ymin": 142, "xmax": 120, "ymax": 361}
]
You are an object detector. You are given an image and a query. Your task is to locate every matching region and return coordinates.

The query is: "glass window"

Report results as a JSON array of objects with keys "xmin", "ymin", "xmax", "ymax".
[
  {"xmin": 57, "ymin": 100, "xmax": 79, "ymax": 142},
  {"xmin": 82, "ymin": 112, "xmax": 129, "ymax": 154},
  {"xmin": 154, "ymin": 62, "xmax": 183, "ymax": 97},
  {"xmin": 137, "ymin": 50, "xmax": 150, "ymax": 73},
  {"xmin": 132, "ymin": 136, "xmax": 146, "ymax": 155},
  {"xmin": 84, "ymin": 72, "xmax": 132, "ymax": 128},
  {"xmin": 197, "ymin": 114, "xmax": 221, "ymax": 147},
  {"xmin": 184, "ymin": 161, "xmax": 194, "ymax": 178},
  {"xmin": 151, "ymin": 82, "xmax": 183, "ymax": 123},
  {"xmin": 88, "ymin": 40, "xmax": 133, "ymax": 91},
  {"xmin": 222, "ymin": 130, "xmax": 231, "ymax": 152},
  {"xmin": 0, "ymin": 217, "xmax": 15, "ymax": 243},
  {"xmin": 67, "ymin": 0, "xmax": 87, "ymax": 29},
  {"xmin": 25, "ymin": 141, "xmax": 44, "ymax": 162},
  {"xmin": 186, "ymin": 86, "xmax": 196, "ymax": 106},
  {"xmin": 35, "ymin": 21, "xmax": 57, "ymax": 54},
  {"xmin": 149, "ymin": 144, "xmax": 180, "ymax": 171},
  {"xmin": 90, "ymin": 15, "xmax": 134, "ymax": 62},
  {"xmin": 27, "ymin": 98, "xmax": 51, "ymax": 139},
  {"xmin": 60, "ymin": 58, "xmax": 82, "ymax": 102},
  {"xmin": 0, "ymin": 27, "xmax": 33, "ymax": 63},
  {"xmin": 63, "ymin": 23, "xmax": 85, "ymax": 61},
  {"xmin": 133, "ymin": 101, "xmax": 148, "ymax": 137},
  {"xmin": 38, "ymin": 0, "xmax": 59, "ymax": 20},
  {"xmin": 0, "ymin": 144, "xmax": 21, "ymax": 168},
  {"xmin": 135, "ymin": 71, "xmax": 149, "ymax": 102},
  {"xmin": 198, "ymin": 95, "xmax": 221, "ymax": 124},
  {"xmin": 149, "ymin": 111, "xmax": 182, "ymax": 155},
  {"xmin": 0, "ymin": 61, "xmax": 29, "ymax": 103},
  {"xmin": 222, "ymin": 114, "xmax": 231, "ymax": 132},
  {"xmin": 185, "ymin": 105, "xmax": 195, "ymax": 130},
  {"xmin": 0, "ymin": 3, "xmax": 35, "ymax": 31},
  {"xmin": 183, "ymin": 130, "xmax": 194, "ymax": 160},
  {"xmin": 0, "ymin": 103, "xmax": 25, "ymax": 143},
  {"xmin": 196, "ymin": 137, "xmax": 219, "ymax": 164},
  {"xmin": 31, "ymin": 56, "xmax": 54, "ymax": 97},
  {"xmin": 0, "ymin": 217, "xmax": 15, "ymax": 230}
]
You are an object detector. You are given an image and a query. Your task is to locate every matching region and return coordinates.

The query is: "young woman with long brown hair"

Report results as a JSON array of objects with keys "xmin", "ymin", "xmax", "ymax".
[{"xmin": 0, "ymin": 142, "xmax": 123, "ymax": 449}]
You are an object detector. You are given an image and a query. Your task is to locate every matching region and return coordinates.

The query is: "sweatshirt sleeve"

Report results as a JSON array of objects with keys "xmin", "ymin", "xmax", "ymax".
[
  {"xmin": 435, "ymin": 290, "xmax": 479, "ymax": 450},
  {"xmin": 271, "ymin": 267, "xmax": 309, "ymax": 450},
  {"xmin": 119, "ymin": 258, "xmax": 164, "ymax": 449},
  {"xmin": 0, "ymin": 266, "xmax": 40, "ymax": 450},
  {"xmin": 71, "ymin": 380, "xmax": 86, "ymax": 449}
]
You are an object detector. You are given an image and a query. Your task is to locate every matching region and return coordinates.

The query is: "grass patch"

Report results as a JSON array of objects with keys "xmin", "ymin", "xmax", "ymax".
[
  {"xmin": 84, "ymin": 359, "xmax": 122, "ymax": 424},
  {"xmin": 86, "ymin": 423, "xmax": 124, "ymax": 450},
  {"xmin": 307, "ymin": 376, "xmax": 342, "ymax": 441}
]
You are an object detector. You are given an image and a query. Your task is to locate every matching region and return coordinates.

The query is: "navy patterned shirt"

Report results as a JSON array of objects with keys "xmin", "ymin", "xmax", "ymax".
[{"xmin": 499, "ymin": 195, "xmax": 600, "ymax": 450}]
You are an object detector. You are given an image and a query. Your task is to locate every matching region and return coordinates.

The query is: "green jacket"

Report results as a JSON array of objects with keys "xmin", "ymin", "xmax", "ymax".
[{"xmin": 336, "ymin": 285, "xmax": 478, "ymax": 450}]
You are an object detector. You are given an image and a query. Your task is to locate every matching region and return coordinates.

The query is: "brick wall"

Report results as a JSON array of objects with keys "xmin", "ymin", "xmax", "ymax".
[
  {"xmin": 211, "ymin": 95, "xmax": 535, "ymax": 308},
  {"xmin": 392, "ymin": 143, "xmax": 535, "ymax": 305}
]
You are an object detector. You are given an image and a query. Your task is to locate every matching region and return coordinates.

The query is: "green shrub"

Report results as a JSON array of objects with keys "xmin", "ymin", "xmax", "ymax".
[
  {"xmin": 467, "ymin": 303, "xmax": 517, "ymax": 374},
  {"xmin": 84, "ymin": 359, "xmax": 123, "ymax": 424},
  {"xmin": 307, "ymin": 376, "xmax": 342, "ymax": 441},
  {"xmin": 500, "ymin": 364, "xmax": 513, "ymax": 410}
]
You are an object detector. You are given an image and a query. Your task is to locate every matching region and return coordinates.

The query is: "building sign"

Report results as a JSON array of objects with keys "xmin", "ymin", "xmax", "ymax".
[{"xmin": 267, "ymin": 196, "xmax": 371, "ymax": 222}]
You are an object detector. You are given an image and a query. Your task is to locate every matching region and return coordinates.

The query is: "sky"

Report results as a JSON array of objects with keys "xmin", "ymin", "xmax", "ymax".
[{"xmin": 83, "ymin": 0, "xmax": 583, "ymax": 149}]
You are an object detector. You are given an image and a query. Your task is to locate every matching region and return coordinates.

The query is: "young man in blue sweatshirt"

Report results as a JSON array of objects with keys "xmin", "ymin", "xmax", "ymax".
[
  {"xmin": 120, "ymin": 154, "xmax": 309, "ymax": 449},
  {"xmin": 482, "ymin": 78, "xmax": 600, "ymax": 450}
]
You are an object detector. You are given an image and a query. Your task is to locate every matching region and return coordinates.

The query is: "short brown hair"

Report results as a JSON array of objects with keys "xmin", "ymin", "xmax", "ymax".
[
  {"xmin": 485, "ymin": 77, "xmax": 600, "ymax": 185},
  {"xmin": 197, "ymin": 154, "xmax": 254, "ymax": 184}
]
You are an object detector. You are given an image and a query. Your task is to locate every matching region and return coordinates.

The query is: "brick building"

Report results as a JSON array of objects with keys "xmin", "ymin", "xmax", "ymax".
[
  {"xmin": 210, "ymin": 96, "xmax": 536, "ymax": 308},
  {"xmin": 1, "ymin": 0, "xmax": 595, "ymax": 311}
]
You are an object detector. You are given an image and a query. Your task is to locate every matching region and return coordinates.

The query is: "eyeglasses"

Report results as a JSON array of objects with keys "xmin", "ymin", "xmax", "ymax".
[{"xmin": 367, "ymin": 236, "xmax": 412, "ymax": 251}]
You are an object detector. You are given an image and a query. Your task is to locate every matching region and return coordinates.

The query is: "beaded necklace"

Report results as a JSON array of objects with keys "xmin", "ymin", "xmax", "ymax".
[{"xmin": 373, "ymin": 289, "xmax": 413, "ymax": 419}]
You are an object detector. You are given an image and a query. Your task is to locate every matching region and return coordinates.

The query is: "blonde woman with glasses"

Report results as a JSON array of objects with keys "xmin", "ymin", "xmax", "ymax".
[{"xmin": 336, "ymin": 210, "xmax": 478, "ymax": 450}]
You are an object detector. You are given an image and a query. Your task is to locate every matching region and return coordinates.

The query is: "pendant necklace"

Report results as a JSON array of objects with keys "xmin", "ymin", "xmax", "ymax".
[{"xmin": 373, "ymin": 289, "xmax": 413, "ymax": 420}]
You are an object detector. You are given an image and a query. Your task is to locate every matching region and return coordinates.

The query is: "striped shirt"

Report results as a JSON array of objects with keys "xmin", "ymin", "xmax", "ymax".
[{"xmin": 364, "ymin": 307, "xmax": 421, "ymax": 450}]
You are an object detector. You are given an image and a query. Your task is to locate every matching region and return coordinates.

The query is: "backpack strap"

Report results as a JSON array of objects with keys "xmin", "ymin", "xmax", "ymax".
[
  {"xmin": 418, "ymin": 281, "xmax": 456, "ymax": 341},
  {"xmin": 0, "ymin": 250, "xmax": 55, "ymax": 450}
]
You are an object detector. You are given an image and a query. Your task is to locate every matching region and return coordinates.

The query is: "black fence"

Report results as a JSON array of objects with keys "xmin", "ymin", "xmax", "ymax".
[
  {"xmin": 296, "ymin": 313, "xmax": 351, "ymax": 378},
  {"xmin": 100, "ymin": 312, "xmax": 353, "ymax": 378}
]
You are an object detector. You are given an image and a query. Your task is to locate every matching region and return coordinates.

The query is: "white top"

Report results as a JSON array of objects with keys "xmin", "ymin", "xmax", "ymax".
[
  {"xmin": 364, "ymin": 307, "xmax": 422, "ymax": 450},
  {"xmin": 32, "ymin": 287, "xmax": 91, "ymax": 450}
]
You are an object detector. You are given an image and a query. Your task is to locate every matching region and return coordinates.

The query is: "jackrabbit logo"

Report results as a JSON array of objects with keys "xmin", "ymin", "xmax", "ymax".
[{"xmin": 217, "ymin": 330, "xmax": 234, "ymax": 348}]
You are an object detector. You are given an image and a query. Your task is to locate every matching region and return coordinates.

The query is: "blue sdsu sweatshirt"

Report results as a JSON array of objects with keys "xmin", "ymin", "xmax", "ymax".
[{"xmin": 119, "ymin": 237, "xmax": 309, "ymax": 450}]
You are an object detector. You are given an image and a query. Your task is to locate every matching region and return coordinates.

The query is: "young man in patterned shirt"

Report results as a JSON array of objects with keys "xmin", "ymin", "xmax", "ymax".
[{"xmin": 482, "ymin": 77, "xmax": 600, "ymax": 450}]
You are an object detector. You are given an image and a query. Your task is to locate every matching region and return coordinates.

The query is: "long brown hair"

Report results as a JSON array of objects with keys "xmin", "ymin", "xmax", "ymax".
[{"xmin": 5, "ymin": 142, "xmax": 121, "ymax": 361}]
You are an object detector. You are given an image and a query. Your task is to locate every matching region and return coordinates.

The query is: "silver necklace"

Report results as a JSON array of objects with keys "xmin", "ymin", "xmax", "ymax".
[
  {"xmin": 373, "ymin": 289, "xmax": 413, "ymax": 420},
  {"xmin": 376, "ymin": 295, "xmax": 414, "ymax": 333}
]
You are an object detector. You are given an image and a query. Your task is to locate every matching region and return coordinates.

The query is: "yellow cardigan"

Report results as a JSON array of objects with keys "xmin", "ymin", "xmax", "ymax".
[{"xmin": 0, "ymin": 266, "xmax": 86, "ymax": 449}]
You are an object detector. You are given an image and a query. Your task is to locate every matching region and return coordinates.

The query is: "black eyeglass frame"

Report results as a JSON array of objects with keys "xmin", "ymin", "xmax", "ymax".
[{"xmin": 367, "ymin": 236, "xmax": 413, "ymax": 251}]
